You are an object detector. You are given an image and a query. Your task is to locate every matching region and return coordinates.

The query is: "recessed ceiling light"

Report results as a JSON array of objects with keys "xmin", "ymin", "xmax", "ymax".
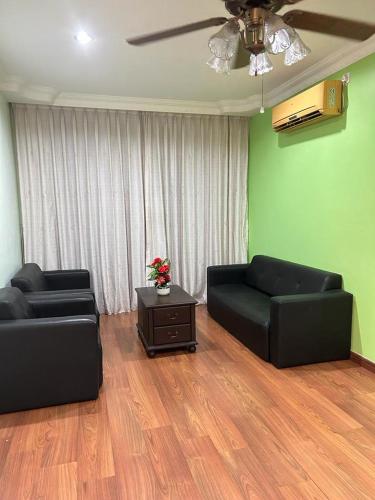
[{"xmin": 74, "ymin": 31, "xmax": 93, "ymax": 44}]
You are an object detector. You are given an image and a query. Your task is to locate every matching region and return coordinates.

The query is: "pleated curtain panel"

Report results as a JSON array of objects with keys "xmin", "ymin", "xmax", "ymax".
[{"xmin": 13, "ymin": 104, "xmax": 249, "ymax": 313}]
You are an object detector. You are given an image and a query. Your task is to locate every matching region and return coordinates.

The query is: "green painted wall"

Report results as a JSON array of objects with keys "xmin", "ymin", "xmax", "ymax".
[
  {"xmin": 248, "ymin": 53, "xmax": 375, "ymax": 362},
  {"xmin": 0, "ymin": 94, "xmax": 22, "ymax": 286}
]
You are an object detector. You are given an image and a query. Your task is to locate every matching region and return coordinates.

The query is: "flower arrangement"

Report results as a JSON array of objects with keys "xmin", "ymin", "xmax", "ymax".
[{"xmin": 147, "ymin": 257, "xmax": 171, "ymax": 293}]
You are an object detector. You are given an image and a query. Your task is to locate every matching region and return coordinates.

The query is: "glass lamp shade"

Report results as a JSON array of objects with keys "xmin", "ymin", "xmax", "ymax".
[
  {"xmin": 284, "ymin": 34, "xmax": 311, "ymax": 66},
  {"xmin": 208, "ymin": 21, "xmax": 240, "ymax": 60},
  {"xmin": 249, "ymin": 52, "xmax": 273, "ymax": 77},
  {"xmin": 206, "ymin": 56, "xmax": 231, "ymax": 75},
  {"xmin": 265, "ymin": 12, "xmax": 296, "ymax": 54}
]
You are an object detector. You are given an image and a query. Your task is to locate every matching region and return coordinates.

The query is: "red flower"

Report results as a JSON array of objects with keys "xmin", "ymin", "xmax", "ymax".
[
  {"xmin": 156, "ymin": 276, "xmax": 166, "ymax": 285},
  {"xmin": 151, "ymin": 257, "xmax": 162, "ymax": 266},
  {"xmin": 164, "ymin": 274, "xmax": 171, "ymax": 283},
  {"xmin": 158, "ymin": 264, "xmax": 169, "ymax": 274}
]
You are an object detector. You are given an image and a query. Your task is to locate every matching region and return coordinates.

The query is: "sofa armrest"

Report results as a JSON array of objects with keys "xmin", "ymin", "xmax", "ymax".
[
  {"xmin": 270, "ymin": 291, "xmax": 353, "ymax": 368},
  {"xmin": 43, "ymin": 269, "xmax": 91, "ymax": 290},
  {"xmin": 207, "ymin": 264, "xmax": 249, "ymax": 287},
  {"xmin": 0, "ymin": 316, "xmax": 100, "ymax": 413},
  {"xmin": 27, "ymin": 293, "xmax": 96, "ymax": 318}
]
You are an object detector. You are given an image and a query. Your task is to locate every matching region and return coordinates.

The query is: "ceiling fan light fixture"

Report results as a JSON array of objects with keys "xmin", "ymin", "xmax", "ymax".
[
  {"xmin": 284, "ymin": 33, "xmax": 311, "ymax": 66},
  {"xmin": 208, "ymin": 20, "xmax": 240, "ymax": 60},
  {"xmin": 249, "ymin": 52, "xmax": 273, "ymax": 77},
  {"xmin": 266, "ymin": 28, "xmax": 294, "ymax": 54},
  {"xmin": 206, "ymin": 55, "xmax": 231, "ymax": 74},
  {"xmin": 265, "ymin": 13, "xmax": 296, "ymax": 54}
]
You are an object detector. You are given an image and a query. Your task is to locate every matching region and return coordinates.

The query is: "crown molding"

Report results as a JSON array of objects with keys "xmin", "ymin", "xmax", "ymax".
[
  {"xmin": 54, "ymin": 92, "xmax": 226, "ymax": 115},
  {"xmin": 0, "ymin": 75, "xmax": 59, "ymax": 104},
  {"xmin": 1, "ymin": 36, "xmax": 374, "ymax": 116}
]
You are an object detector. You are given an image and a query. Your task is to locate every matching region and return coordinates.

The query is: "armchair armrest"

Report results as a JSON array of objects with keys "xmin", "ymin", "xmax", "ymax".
[
  {"xmin": 270, "ymin": 291, "xmax": 353, "ymax": 368},
  {"xmin": 27, "ymin": 293, "xmax": 96, "ymax": 318},
  {"xmin": 0, "ymin": 316, "xmax": 100, "ymax": 413},
  {"xmin": 207, "ymin": 264, "xmax": 249, "ymax": 287},
  {"xmin": 43, "ymin": 269, "xmax": 91, "ymax": 290}
]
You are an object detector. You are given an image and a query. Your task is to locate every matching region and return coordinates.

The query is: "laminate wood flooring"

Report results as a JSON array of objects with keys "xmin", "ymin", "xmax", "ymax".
[{"xmin": 1, "ymin": 306, "xmax": 375, "ymax": 499}]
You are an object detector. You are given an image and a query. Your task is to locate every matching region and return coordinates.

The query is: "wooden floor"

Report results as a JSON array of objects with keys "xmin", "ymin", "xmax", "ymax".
[{"xmin": 1, "ymin": 306, "xmax": 375, "ymax": 499}]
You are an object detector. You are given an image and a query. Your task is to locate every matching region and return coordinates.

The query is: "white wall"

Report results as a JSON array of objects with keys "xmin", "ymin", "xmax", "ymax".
[{"xmin": 0, "ymin": 94, "xmax": 22, "ymax": 286}]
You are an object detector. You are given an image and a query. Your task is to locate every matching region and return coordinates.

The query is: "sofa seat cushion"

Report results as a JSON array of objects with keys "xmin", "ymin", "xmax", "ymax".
[
  {"xmin": 24, "ymin": 290, "xmax": 99, "ymax": 324},
  {"xmin": 208, "ymin": 284, "xmax": 271, "ymax": 326},
  {"xmin": 207, "ymin": 284, "xmax": 271, "ymax": 361},
  {"xmin": 24, "ymin": 289, "xmax": 93, "ymax": 298}
]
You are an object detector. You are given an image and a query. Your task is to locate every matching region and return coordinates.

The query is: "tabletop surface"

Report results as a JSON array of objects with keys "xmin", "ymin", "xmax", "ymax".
[{"xmin": 135, "ymin": 285, "xmax": 198, "ymax": 308}]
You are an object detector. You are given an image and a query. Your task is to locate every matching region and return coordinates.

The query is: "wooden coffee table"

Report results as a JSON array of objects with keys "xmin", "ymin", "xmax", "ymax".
[{"xmin": 135, "ymin": 285, "xmax": 198, "ymax": 357}]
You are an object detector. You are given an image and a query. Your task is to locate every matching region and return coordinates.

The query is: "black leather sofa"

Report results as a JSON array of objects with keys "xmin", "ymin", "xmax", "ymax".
[
  {"xmin": 11, "ymin": 263, "xmax": 93, "ymax": 295},
  {"xmin": 207, "ymin": 255, "xmax": 353, "ymax": 368},
  {"xmin": 0, "ymin": 287, "xmax": 103, "ymax": 414}
]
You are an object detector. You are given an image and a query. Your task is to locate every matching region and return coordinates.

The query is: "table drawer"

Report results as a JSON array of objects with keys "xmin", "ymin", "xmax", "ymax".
[
  {"xmin": 153, "ymin": 324, "xmax": 191, "ymax": 345},
  {"xmin": 153, "ymin": 306, "xmax": 190, "ymax": 327}
]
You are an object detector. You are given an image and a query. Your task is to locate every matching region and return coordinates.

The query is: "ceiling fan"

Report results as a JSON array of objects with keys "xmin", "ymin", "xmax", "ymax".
[{"xmin": 126, "ymin": 0, "xmax": 375, "ymax": 77}]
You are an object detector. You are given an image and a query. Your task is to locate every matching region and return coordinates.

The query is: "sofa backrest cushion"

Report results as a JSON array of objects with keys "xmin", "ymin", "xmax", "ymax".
[
  {"xmin": 11, "ymin": 263, "xmax": 47, "ymax": 292},
  {"xmin": 245, "ymin": 255, "xmax": 342, "ymax": 296},
  {"xmin": 0, "ymin": 287, "xmax": 35, "ymax": 320}
]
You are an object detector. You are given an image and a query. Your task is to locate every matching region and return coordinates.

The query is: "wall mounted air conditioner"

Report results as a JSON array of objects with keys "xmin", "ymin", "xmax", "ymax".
[{"xmin": 272, "ymin": 80, "xmax": 343, "ymax": 132}]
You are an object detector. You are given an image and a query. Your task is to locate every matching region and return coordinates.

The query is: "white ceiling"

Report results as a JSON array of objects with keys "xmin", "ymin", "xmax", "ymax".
[{"xmin": 0, "ymin": 0, "xmax": 374, "ymax": 114}]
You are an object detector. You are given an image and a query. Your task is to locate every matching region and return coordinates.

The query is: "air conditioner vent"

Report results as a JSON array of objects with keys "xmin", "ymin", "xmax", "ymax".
[{"xmin": 274, "ymin": 110, "xmax": 323, "ymax": 132}]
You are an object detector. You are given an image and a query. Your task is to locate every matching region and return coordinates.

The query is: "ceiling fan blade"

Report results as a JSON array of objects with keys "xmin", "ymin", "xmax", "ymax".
[
  {"xmin": 127, "ymin": 17, "xmax": 228, "ymax": 45},
  {"xmin": 283, "ymin": 10, "xmax": 375, "ymax": 41},
  {"xmin": 232, "ymin": 34, "xmax": 250, "ymax": 69},
  {"xmin": 279, "ymin": 0, "xmax": 303, "ymax": 4},
  {"xmin": 270, "ymin": 0, "xmax": 304, "ymax": 13}
]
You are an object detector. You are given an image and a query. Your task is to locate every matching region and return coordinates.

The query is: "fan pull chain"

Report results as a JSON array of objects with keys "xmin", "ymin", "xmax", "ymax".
[{"xmin": 260, "ymin": 75, "xmax": 265, "ymax": 114}]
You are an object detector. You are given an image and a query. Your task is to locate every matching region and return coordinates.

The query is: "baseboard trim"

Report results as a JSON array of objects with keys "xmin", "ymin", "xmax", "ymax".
[{"xmin": 350, "ymin": 351, "xmax": 375, "ymax": 374}]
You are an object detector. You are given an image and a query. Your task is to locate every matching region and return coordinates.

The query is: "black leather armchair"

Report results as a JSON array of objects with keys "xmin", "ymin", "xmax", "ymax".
[
  {"xmin": 207, "ymin": 256, "xmax": 353, "ymax": 368},
  {"xmin": 0, "ymin": 287, "xmax": 102, "ymax": 414},
  {"xmin": 11, "ymin": 263, "xmax": 92, "ymax": 295}
]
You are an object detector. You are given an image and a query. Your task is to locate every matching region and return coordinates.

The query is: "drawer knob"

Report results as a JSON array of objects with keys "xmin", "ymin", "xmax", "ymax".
[
  {"xmin": 169, "ymin": 313, "xmax": 178, "ymax": 320},
  {"xmin": 168, "ymin": 331, "xmax": 178, "ymax": 338}
]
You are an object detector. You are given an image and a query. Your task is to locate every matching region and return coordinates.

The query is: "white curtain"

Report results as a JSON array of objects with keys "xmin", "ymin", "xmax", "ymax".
[{"xmin": 13, "ymin": 104, "xmax": 248, "ymax": 313}]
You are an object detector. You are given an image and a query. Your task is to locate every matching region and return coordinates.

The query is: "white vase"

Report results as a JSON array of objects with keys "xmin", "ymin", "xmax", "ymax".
[{"xmin": 157, "ymin": 286, "xmax": 170, "ymax": 296}]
